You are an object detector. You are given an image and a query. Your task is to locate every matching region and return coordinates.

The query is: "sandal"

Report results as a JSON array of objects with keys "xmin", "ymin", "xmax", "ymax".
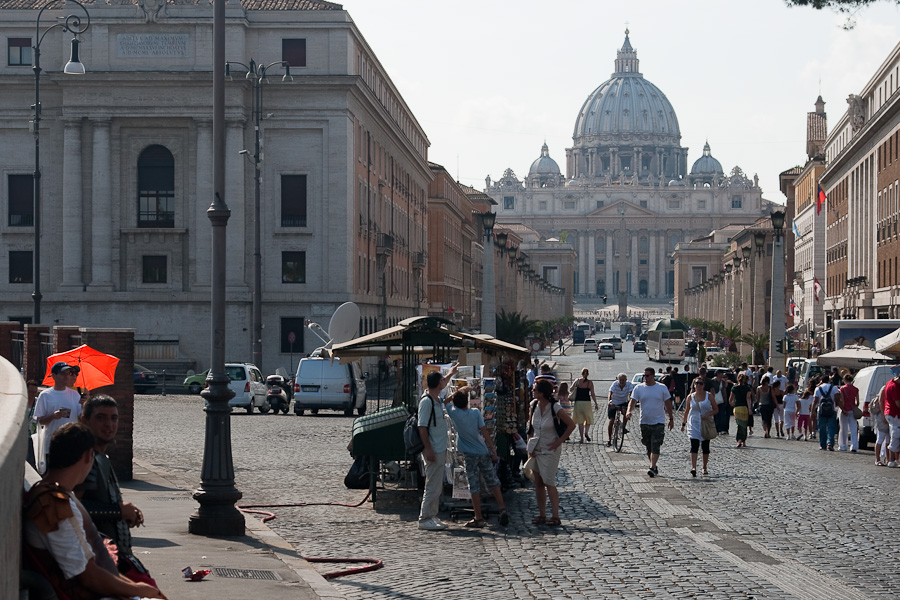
[
  {"xmin": 546, "ymin": 517, "xmax": 562, "ymax": 527},
  {"xmin": 464, "ymin": 519, "xmax": 486, "ymax": 528},
  {"xmin": 531, "ymin": 515, "xmax": 546, "ymax": 525}
]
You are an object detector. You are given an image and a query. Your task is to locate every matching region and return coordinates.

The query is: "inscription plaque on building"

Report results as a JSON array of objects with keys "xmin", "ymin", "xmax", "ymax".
[{"xmin": 117, "ymin": 34, "xmax": 189, "ymax": 58}]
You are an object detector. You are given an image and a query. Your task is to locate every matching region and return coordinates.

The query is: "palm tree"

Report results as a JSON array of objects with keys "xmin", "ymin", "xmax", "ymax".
[
  {"xmin": 741, "ymin": 332, "xmax": 770, "ymax": 365},
  {"xmin": 495, "ymin": 309, "xmax": 543, "ymax": 347},
  {"xmin": 721, "ymin": 322, "xmax": 743, "ymax": 352}
]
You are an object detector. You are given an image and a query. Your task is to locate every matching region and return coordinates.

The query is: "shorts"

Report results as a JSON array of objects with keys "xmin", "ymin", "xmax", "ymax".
[
  {"xmin": 463, "ymin": 452, "xmax": 501, "ymax": 494},
  {"xmin": 640, "ymin": 423, "xmax": 666, "ymax": 455},
  {"xmin": 783, "ymin": 410, "xmax": 796, "ymax": 429},
  {"xmin": 608, "ymin": 403, "xmax": 627, "ymax": 420},
  {"xmin": 797, "ymin": 414, "xmax": 810, "ymax": 430},
  {"xmin": 773, "ymin": 406, "xmax": 784, "ymax": 424},
  {"xmin": 689, "ymin": 438, "xmax": 710, "ymax": 455},
  {"xmin": 573, "ymin": 401, "xmax": 594, "ymax": 425},
  {"xmin": 887, "ymin": 415, "xmax": 900, "ymax": 453}
]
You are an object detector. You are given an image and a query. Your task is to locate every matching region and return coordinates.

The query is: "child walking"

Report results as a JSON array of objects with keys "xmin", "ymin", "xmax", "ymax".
[
  {"xmin": 796, "ymin": 387, "xmax": 813, "ymax": 440},
  {"xmin": 782, "ymin": 384, "xmax": 800, "ymax": 441}
]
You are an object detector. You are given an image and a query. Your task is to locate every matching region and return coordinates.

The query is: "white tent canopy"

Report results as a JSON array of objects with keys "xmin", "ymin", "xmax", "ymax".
[
  {"xmin": 875, "ymin": 327, "xmax": 900, "ymax": 356},
  {"xmin": 816, "ymin": 345, "xmax": 894, "ymax": 369}
]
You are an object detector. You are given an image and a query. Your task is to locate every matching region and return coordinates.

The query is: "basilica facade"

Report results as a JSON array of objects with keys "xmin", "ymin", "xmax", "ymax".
[{"xmin": 487, "ymin": 32, "xmax": 775, "ymax": 304}]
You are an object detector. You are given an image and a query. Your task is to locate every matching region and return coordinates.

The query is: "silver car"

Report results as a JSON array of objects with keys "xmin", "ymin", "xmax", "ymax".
[{"xmin": 598, "ymin": 343, "xmax": 616, "ymax": 360}]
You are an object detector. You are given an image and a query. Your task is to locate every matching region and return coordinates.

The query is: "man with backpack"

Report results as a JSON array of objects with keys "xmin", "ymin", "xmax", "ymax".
[
  {"xmin": 813, "ymin": 377, "xmax": 841, "ymax": 451},
  {"xmin": 417, "ymin": 365, "xmax": 458, "ymax": 531}
]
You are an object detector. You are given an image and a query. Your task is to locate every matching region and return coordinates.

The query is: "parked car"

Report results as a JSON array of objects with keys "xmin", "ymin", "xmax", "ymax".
[
  {"xmin": 293, "ymin": 357, "xmax": 367, "ymax": 416},
  {"xmin": 633, "ymin": 340, "xmax": 646, "ymax": 352},
  {"xmin": 133, "ymin": 363, "xmax": 158, "ymax": 394},
  {"xmin": 225, "ymin": 363, "xmax": 269, "ymax": 413},
  {"xmin": 852, "ymin": 365, "xmax": 894, "ymax": 450},
  {"xmin": 182, "ymin": 369, "xmax": 210, "ymax": 394},
  {"xmin": 583, "ymin": 339, "xmax": 599, "ymax": 352},
  {"xmin": 598, "ymin": 343, "xmax": 616, "ymax": 360}
]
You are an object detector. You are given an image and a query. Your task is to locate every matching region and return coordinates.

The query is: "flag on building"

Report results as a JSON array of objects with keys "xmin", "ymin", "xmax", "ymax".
[
  {"xmin": 792, "ymin": 220, "xmax": 801, "ymax": 238},
  {"xmin": 814, "ymin": 277, "xmax": 824, "ymax": 302},
  {"xmin": 790, "ymin": 297, "xmax": 799, "ymax": 318},
  {"xmin": 817, "ymin": 185, "xmax": 826, "ymax": 215}
]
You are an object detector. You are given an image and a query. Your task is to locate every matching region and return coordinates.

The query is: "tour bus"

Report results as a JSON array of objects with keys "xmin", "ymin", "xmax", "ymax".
[
  {"xmin": 573, "ymin": 321, "xmax": 591, "ymax": 344},
  {"xmin": 646, "ymin": 320, "xmax": 686, "ymax": 362}
]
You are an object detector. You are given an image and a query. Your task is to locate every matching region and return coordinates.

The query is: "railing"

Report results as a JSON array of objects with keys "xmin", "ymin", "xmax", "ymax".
[
  {"xmin": 376, "ymin": 232, "xmax": 394, "ymax": 255},
  {"xmin": 10, "ymin": 330, "xmax": 24, "ymax": 371},
  {"xmin": 135, "ymin": 339, "xmax": 181, "ymax": 361}
]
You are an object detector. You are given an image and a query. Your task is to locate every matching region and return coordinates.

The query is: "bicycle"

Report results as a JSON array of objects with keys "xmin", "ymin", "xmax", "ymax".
[{"xmin": 610, "ymin": 404, "xmax": 627, "ymax": 452}]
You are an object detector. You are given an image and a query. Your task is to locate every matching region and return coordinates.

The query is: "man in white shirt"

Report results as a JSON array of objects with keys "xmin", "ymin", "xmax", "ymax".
[
  {"xmin": 33, "ymin": 362, "xmax": 83, "ymax": 472},
  {"xmin": 606, "ymin": 373, "xmax": 633, "ymax": 447},
  {"xmin": 417, "ymin": 365, "xmax": 458, "ymax": 531},
  {"xmin": 627, "ymin": 367, "xmax": 674, "ymax": 478}
]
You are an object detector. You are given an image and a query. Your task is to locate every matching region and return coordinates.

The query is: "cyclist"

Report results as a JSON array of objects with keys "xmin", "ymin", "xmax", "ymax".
[{"xmin": 607, "ymin": 373, "xmax": 633, "ymax": 446}]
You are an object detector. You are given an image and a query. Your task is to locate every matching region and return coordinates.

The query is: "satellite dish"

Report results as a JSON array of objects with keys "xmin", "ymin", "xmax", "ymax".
[{"xmin": 329, "ymin": 302, "xmax": 360, "ymax": 345}]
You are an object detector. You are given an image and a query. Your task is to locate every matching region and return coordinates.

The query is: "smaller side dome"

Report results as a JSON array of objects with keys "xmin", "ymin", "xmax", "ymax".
[
  {"xmin": 528, "ymin": 142, "xmax": 561, "ymax": 176},
  {"xmin": 690, "ymin": 141, "xmax": 724, "ymax": 176}
]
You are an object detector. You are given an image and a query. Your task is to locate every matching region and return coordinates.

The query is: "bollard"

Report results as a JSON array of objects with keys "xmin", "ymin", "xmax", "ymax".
[{"xmin": 161, "ymin": 370, "xmax": 167, "ymax": 396}]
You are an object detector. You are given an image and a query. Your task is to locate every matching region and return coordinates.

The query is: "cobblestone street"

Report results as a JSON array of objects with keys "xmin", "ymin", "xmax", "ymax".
[{"xmin": 134, "ymin": 349, "xmax": 900, "ymax": 599}]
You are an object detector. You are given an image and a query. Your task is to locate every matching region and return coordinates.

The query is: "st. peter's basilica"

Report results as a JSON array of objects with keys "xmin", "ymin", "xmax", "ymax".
[{"xmin": 486, "ymin": 31, "xmax": 776, "ymax": 305}]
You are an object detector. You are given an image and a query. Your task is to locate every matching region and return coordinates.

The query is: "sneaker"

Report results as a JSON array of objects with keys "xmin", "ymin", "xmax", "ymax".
[
  {"xmin": 851, "ymin": 449, "xmax": 857, "ymax": 453},
  {"xmin": 647, "ymin": 466, "xmax": 658, "ymax": 478},
  {"xmin": 418, "ymin": 518, "xmax": 447, "ymax": 531},
  {"xmin": 888, "ymin": 461, "xmax": 898, "ymax": 468},
  {"xmin": 828, "ymin": 445, "xmax": 834, "ymax": 451}
]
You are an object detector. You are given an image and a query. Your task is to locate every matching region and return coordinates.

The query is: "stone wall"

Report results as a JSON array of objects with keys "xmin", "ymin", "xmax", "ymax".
[{"xmin": 0, "ymin": 356, "xmax": 26, "ymax": 599}]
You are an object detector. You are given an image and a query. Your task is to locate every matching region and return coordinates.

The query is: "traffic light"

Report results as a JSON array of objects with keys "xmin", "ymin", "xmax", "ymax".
[
  {"xmin": 787, "ymin": 339, "xmax": 794, "ymax": 353},
  {"xmin": 602, "ymin": 295, "xmax": 607, "ymax": 304},
  {"xmin": 775, "ymin": 340, "xmax": 784, "ymax": 353}
]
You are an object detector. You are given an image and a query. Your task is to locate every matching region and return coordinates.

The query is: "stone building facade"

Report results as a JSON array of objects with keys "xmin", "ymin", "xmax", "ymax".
[
  {"xmin": 821, "ymin": 39, "xmax": 900, "ymax": 339},
  {"xmin": 0, "ymin": 0, "xmax": 432, "ymax": 373},
  {"xmin": 486, "ymin": 32, "xmax": 774, "ymax": 307}
]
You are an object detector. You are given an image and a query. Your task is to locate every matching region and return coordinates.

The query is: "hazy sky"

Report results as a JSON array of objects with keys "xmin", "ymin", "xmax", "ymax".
[{"xmin": 343, "ymin": 0, "xmax": 900, "ymax": 205}]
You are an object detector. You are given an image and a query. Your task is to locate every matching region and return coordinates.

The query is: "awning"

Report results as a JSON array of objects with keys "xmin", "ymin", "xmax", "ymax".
[
  {"xmin": 816, "ymin": 345, "xmax": 894, "ymax": 369},
  {"xmin": 875, "ymin": 327, "xmax": 900, "ymax": 356}
]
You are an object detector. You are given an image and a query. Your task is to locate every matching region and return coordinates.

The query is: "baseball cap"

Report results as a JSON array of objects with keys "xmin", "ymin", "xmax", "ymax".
[{"xmin": 50, "ymin": 361, "xmax": 80, "ymax": 375}]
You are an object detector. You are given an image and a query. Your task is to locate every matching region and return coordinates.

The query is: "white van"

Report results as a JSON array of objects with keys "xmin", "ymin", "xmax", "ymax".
[
  {"xmin": 293, "ymin": 357, "xmax": 367, "ymax": 416},
  {"xmin": 851, "ymin": 365, "xmax": 894, "ymax": 450},
  {"xmin": 224, "ymin": 363, "xmax": 269, "ymax": 413}
]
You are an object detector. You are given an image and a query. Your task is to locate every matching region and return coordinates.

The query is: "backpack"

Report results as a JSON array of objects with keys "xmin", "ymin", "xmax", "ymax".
[
  {"xmin": 404, "ymin": 394, "xmax": 438, "ymax": 456},
  {"xmin": 818, "ymin": 384, "xmax": 836, "ymax": 419},
  {"xmin": 527, "ymin": 399, "xmax": 567, "ymax": 438}
]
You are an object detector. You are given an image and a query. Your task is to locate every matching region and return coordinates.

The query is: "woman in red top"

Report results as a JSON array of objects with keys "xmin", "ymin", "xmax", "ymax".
[
  {"xmin": 884, "ymin": 372, "xmax": 900, "ymax": 467},
  {"xmin": 838, "ymin": 374, "xmax": 859, "ymax": 452}
]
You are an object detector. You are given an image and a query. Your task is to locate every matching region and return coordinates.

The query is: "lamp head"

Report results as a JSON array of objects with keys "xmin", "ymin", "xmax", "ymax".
[
  {"xmin": 496, "ymin": 231, "xmax": 508, "ymax": 252},
  {"xmin": 481, "ymin": 210, "xmax": 496, "ymax": 231},
  {"xmin": 282, "ymin": 64, "xmax": 294, "ymax": 83},
  {"xmin": 741, "ymin": 246, "xmax": 751, "ymax": 260},
  {"xmin": 754, "ymin": 231, "xmax": 766, "ymax": 250},
  {"xmin": 224, "ymin": 62, "xmax": 233, "ymax": 82},
  {"xmin": 63, "ymin": 37, "xmax": 85, "ymax": 75},
  {"xmin": 770, "ymin": 209, "xmax": 786, "ymax": 231},
  {"xmin": 246, "ymin": 59, "xmax": 257, "ymax": 79}
]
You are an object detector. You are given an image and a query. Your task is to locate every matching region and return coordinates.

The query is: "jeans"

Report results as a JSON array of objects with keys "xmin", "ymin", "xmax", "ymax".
[
  {"xmin": 818, "ymin": 415, "xmax": 838, "ymax": 449},
  {"xmin": 418, "ymin": 450, "xmax": 446, "ymax": 521},
  {"xmin": 838, "ymin": 411, "xmax": 858, "ymax": 451}
]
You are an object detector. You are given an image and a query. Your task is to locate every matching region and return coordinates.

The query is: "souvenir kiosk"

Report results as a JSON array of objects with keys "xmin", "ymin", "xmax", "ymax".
[{"xmin": 326, "ymin": 316, "xmax": 529, "ymax": 503}]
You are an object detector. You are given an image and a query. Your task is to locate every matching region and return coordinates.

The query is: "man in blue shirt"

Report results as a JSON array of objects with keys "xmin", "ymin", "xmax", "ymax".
[{"xmin": 448, "ymin": 389, "xmax": 509, "ymax": 528}]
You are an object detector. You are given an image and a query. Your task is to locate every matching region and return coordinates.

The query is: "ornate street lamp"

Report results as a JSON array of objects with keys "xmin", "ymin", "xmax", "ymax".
[
  {"xmin": 226, "ymin": 58, "xmax": 293, "ymax": 373},
  {"xmin": 769, "ymin": 210, "xmax": 787, "ymax": 368},
  {"xmin": 31, "ymin": 0, "xmax": 90, "ymax": 324},
  {"xmin": 481, "ymin": 211, "xmax": 497, "ymax": 336}
]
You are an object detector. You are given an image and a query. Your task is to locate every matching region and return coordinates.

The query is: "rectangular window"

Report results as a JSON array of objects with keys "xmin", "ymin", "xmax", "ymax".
[
  {"xmin": 9, "ymin": 250, "xmax": 32, "ymax": 283},
  {"xmin": 668, "ymin": 200, "xmax": 681, "ymax": 209},
  {"xmin": 596, "ymin": 200, "xmax": 605, "ymax": 208},
  {"xmin": 282, "ymin": 251, "xmax": 306, "ymax": 283},
  {"xmin": 142, "ymin": 255, "xmax": 167, "ymax": 283},
  {"xmin": 282, "ymin": 39, "xmax": 306, "ymax": 67},
  {"xmin": 639, "ymin": 200, "xmax": 648, "ymax": 208},
  {"xmin": 503, "ymin": 196, "xmax": 514, "ymax": 210},
  {"xmin": 281, "ymin": 175, "xmax": 307, "ymax": 227},
  {"xmin": 8, "ymin": 174, "xmax": 33, "ymax": 226},
  {"xmin": 697, "ymin": 200, "xmax": 706, "ymax": 209},
  {"xmin": 640, "ymin": 259, "xmax": 648, "ymax": 265},
  {"xmin": 8, "ymin": 38, "xmax": 31, "ymax": 66},
  {"xmin": 732, "ymin": 195, "xmax": 743, "ymax": 209},
  {"xmin": 563, "ymin": 201, "xmax": 575, "ymax": 210},
  {"xmin": 538, "ymin": 201, "xmax": 547, "ymax": 210},
  {"xmin": 280, "ymin": 317, "xmax": 305, "ymax": 353}
]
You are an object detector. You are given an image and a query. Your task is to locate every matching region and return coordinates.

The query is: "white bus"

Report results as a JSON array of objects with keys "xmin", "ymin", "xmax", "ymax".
[{"xmin": 647, "ymin": 320, "xmax": 686, "ymax": 362}]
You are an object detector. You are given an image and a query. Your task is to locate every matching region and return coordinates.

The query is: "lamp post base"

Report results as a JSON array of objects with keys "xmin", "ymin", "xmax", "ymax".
[{"xmin": 188, "ymin": 486, "xmax": 245, "ymax": 536}]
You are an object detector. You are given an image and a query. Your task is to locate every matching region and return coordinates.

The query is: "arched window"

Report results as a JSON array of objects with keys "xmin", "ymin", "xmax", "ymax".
[
  {"xmin": 596, "ymin": 235, "xmax": 605, "ymax": 254},
  {"xmin": 669, "ymin": 234, "xmax": 680, "ymax": 251},
  {"xmin": 639, "ymin": 279, "xmax": 648, "ymax": 296},
  {"xmin": 137, "ymin": 145, "xmax": 175, "ymax": 228},
  {"xmin": 639, "ymin": 236, "xmax": 648, "ymax": 253}
]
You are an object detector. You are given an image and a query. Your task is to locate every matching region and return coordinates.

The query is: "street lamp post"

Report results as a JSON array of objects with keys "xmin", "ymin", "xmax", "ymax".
[
  {"xmin": 769, "ymin": 210, "xmax": 786, "ymax": 370},
  {"xmin": 481, "ymin": 211, "xmax": 496, "ymax": 336},
  {"xmin": 226, "ymin": 59, "xmax": 293, "ymax": 373},
  {"xmin": 189, "ymin": 0, "xmax": 243, "ymax": 537},
  {"xmin": 31, "ymin": 0, "xmax": 90, "ymax": 325}
]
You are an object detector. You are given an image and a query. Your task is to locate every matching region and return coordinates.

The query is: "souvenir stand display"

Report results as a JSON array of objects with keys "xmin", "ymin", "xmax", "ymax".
[{"xmin": 327, "ymin": 316, "xmax": 529, "ymax": 503}]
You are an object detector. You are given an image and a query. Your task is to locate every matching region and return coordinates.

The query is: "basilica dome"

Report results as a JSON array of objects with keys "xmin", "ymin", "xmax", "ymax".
[
  {"xmin": 572, "ymin": 31, "xmax": 680, "ymax": 145},
  {"xmin": 690, "ymin": 141, "xmax": 723, "ymax": 176},
  {"xmin": 529, "ymin": 143, "xmax": 561, "ymax": 176}
]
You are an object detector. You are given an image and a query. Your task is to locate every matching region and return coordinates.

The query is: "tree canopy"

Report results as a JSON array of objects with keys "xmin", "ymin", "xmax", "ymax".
[{"xmin": 786, "ymin": 0, "xmax": 897, "ymax": 10}]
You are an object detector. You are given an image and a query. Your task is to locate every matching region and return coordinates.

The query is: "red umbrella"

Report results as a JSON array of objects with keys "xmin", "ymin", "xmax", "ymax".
[{"xmin": 43, "ymin": 344, "xmax": 120, "ymax": 391}]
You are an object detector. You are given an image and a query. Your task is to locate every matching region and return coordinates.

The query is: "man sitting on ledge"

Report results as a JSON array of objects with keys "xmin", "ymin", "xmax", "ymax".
[{"xmin": 23, "ymin": 422, "xmax": 166, "ymax": 600}]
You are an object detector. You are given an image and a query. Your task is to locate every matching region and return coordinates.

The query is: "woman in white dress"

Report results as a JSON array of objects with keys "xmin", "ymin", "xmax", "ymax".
[
  {"xmin": 525, "ymin": 378, "xmax": 576, "ymax": 526},
  {"xmin": 681, "ymin": 378, "xmax": 719, "ymax": 477}
]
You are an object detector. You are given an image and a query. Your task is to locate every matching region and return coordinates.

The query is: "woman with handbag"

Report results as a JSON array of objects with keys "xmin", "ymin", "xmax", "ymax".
[
  {"xmin": 525, "ymin": 379, "xmax": 576, "ymax": 526},
  {"xmin": 838, "ymin": 373, "xmax": 860, "ymax": 452},
  {"xmin": 571, "ymin": 369, "xmax": 599, "ymax": 443},
  {"xmin": 681, "ymin": 378, "xmax": 718, "ymax": 477},
  {"xmin": 729, "ymin": 373, "xmax": 753, "ymax": 447}
]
